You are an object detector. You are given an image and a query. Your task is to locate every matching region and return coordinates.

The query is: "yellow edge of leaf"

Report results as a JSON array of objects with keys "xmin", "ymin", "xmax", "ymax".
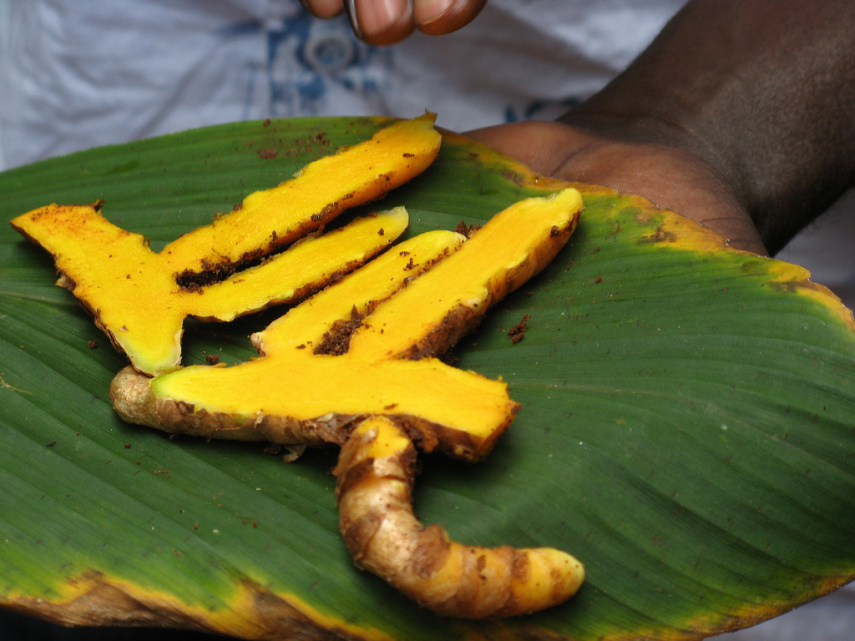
[
  {"xmin": 437, "ymin": 137, "xmax": 854, "ymax": 333},
  {"xmin": 439, "ymin": 129, "xmax": 574, "ymax": 193},
  {"xmin": 3, "ymin": 570, "xmax": 396, "ymax": 641},
  {"xmin": 761, "ymin": 258, "xmax": 855, "ymax": 332},
  {"xmin": 550, "ymin": 180, "xmax": 855, "ymax": 335},
  {"xmin": 611, "ymin": 189, "xmax": 855, "ymax": 332}
]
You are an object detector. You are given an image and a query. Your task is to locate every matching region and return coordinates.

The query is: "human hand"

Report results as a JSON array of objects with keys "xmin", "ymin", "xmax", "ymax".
[
  {"xmin": 300, "ymin": 0, "xmax": 487, "ymax": 45},
  {"xmin": 466, "ymin": 120, "xmax": 767, "ymax": 256}
]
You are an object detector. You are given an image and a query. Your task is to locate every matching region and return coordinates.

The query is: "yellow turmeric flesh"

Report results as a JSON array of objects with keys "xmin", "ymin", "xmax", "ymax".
[
  {"xmin": 348, "ymin": 189, "xmax": 583, "ymax": 360},
  {"xmin": 160, "ymin": 113, "xmax": 442, "ymax": 279},
  {"xmin": 335, "ymin": 416, "xmax": 585, "ymax": 618},
  {"xmin": 11, "ymin": 115, "xmax": 440, "ymax": 375},
  {"xmin": 110, "ymin": 188, "xmax": 583, "ymax": 461},
  {"xmin": 110, "ymin": 227, "xmax": 501, "ymax": 453},
  {"xmin": 12, "ymin": 203, "xmax": 408, "ymax": 376}
]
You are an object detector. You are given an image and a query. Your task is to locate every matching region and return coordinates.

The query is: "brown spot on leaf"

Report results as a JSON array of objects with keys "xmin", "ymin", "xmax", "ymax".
[
  {"xmin": 639, "ymin": 226, "xmax": 677, "ymax": 244},
  {"xmin": 508, "ymin": 314, "xmax": 531, "ymax": 344}
]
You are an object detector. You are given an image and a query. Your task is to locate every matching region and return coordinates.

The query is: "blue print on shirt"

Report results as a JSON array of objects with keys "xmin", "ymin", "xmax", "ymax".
[{"xmin": 222, "ymin": 10, "xmax": 390, "ymax": 119}]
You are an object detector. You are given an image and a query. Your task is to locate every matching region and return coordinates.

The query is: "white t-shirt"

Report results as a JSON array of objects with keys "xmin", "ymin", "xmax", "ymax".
[
  {"xmin": 0, "ymin": 0, "xmax": 684, "ymax": 163},
  {"xmin": 0, "ymin": 2, "xmax": 852, "ymax": 638}
]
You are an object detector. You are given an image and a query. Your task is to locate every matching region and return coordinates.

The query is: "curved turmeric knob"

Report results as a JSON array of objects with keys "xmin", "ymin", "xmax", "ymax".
[{"xmin": 334, "ymin": 417, "xmax": 585, "ymax": 618}]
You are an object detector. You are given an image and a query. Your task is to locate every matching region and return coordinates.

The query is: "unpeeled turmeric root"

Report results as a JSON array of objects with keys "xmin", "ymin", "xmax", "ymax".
[{"xmin": 335, "ymin": 416, "xmax": 585, "ymax": 618}]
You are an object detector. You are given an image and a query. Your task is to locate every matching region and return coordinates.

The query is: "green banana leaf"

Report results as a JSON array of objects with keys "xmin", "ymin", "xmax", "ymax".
[{"xmin": 1, "ymin": 117, "xmax": 854, "ymax": 641}]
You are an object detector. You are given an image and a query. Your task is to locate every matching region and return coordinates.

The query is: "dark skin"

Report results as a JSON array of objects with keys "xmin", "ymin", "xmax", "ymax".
[
  {"xmin": 468, "ymin": 120, "xmax": 766, "ymax": 254},
  {"xmin": 307, "ymin": 0, "xmax": 855, "ymax": 258},
  {"xmin": 471, "ymin": 0, "xmax": 855, "ymax": 257}
]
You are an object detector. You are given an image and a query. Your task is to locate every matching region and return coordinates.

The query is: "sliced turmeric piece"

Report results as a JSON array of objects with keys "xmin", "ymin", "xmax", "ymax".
[
  {"xmin": 252, "ymin": 229, "xmax": 467, "ymax": 356},
  {"xmin": 161, "ymin": 113, "xmax": 441, "ymax": 279},
  {"xmin": 11, "ymin": 115, "xmax": 440, "ymax": 375},
  {"xmin": 335, "ymin": 416, "xmax": 585, "ymax": 618},
  {"xmin": 348, "ymin": 188, "xmax": 584, "ymax": 360},
  {"xmin": 12, "ymin": 203, "xmax": 408, "ymax": 376},
  {"xmin": 110, "ymin": 228, "xmax": 514, "ymax": 457},
  {"xmin": 109, "ymin": 188, "xmax": 583, "ymax": 461}
]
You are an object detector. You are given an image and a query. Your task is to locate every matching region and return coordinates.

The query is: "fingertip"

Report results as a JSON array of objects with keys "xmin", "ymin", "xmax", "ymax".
[
  {"xmin": 415, "ymin": 0, "xmax": 487, "ymax": 36},
  {"xmin": 300, "ymin": 0, "xmax": 346, "ymax": 19}
]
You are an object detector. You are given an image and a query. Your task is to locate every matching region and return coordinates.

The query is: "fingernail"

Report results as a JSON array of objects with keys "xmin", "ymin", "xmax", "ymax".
[
  {"xmin": 343, "ymin": 0, "xmax": 363, "ymax": 39},
  {"xmin": 414, "ymin": 0, "xmax": 453, "ymax": 25},
  {"xmin": 346, "ymin": 0, "xmax": 411, "ymax": 40}
]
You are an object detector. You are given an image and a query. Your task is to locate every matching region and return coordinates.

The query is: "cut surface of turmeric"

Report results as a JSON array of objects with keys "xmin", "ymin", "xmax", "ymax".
[
  {"xmin": 11, "ymin": 115, "xmax": 441, "ymax": 375},
  {"xmin": 111, "ymin": 227, "xmax": 510, "ymax": 455},
  {"xmin": 110, "ymin": 188, "xmax": 583, "ymax": 462},
  {"xmin": 159, "ymin": 113, "xmax": 441, "ymax": 279},
  {"xmin": 13, "ymin": 203, "xmax": 408, "ymax": 376}
]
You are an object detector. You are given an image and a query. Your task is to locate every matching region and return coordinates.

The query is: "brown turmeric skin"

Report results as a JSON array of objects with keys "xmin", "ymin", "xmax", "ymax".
[{"xmin": 335, "ymin": 417, "xmax": 585, "ymax": 618}]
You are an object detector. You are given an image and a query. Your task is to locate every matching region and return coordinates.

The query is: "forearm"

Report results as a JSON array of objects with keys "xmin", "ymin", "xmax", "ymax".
[{"xmin": 560, "ymin": 0, "xmax": 855, "ymax": 253}]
